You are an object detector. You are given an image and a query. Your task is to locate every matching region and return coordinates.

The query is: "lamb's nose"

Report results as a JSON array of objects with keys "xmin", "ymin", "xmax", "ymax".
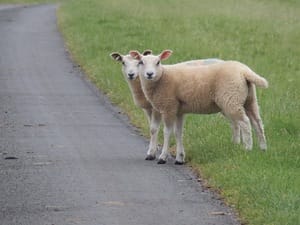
[
  {"xmin": 128, "ymin": 73, "xmax": 135, "ymax": 79},
  {"xmin": 146, "ymin": 72, "xmax": 154, "ymax": 78}
]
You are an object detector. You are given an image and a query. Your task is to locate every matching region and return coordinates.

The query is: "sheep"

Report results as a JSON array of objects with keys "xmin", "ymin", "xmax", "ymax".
[
  {"xmin": 130, "ymin": 50, "xmax": 268, "ymax": 165},
  {"xmin": 110, "ymin": 51, "xmax": 223, "ymax": 160},
  {"xmin": 110, "ymin": 50, "xmax": 160, "ymax": 160}
]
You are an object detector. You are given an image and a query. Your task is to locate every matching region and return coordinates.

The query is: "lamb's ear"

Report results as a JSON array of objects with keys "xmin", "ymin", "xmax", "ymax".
[
  {"xmin": 110, "ymin": 52, "xmax": 123, "ymax": 62},
  {"xmin": 159, "ymin": 50, "xmax": 173, "ymax": 61},
  {"xmin": 142, "ymin": 49, "xmax": 152, "ymax": 56},
  {"xmin": 129, "ymin": 50, "xmax": 142, "ymax": 60}
]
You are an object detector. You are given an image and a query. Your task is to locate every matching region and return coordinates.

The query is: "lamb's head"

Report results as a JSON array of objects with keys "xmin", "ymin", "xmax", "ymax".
[
  {"xmin": 130, "ymin": 50, "xmax": 173, "ymax": 82},
  {"xmin": 110, "ymin": 52, "xmax": 140, "ymax": 81},
  {"xmin": 110, "ymin": 50, "xmax": 153, "ymax": 81}
]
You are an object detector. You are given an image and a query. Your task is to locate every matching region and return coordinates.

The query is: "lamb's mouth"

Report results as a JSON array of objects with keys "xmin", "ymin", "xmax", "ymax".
[
  {"xmin": 128, "ymin": 73, "xmax": 135, "ymax": 80},
  {"xmin": 145, "ymin": 72, "xmax": 154, "ymax": 80}
]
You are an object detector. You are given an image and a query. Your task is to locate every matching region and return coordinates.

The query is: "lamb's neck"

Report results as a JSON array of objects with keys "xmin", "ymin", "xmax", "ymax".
[
  {"xmin": 128, "ymin": 77, "xmax": 143, "ymax": 96},
  {"xmin": 141, "ymin": 76, "xmax": 163, "ymax": 102}
]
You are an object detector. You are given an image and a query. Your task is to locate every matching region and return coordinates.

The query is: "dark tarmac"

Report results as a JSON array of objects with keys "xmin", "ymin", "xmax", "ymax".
[{"xmin": 0, "ymin": 4, "xmax": 239, "ymax": 225}]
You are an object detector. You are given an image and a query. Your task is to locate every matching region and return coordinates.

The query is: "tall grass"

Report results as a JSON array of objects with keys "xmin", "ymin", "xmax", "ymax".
[
  {"xmin": 57, "ymin": 1, "xmax": 300, "ymax": 224},
  {"xmin": 20, "ymin": 0, "xmax": 300, "ymax": 224}
]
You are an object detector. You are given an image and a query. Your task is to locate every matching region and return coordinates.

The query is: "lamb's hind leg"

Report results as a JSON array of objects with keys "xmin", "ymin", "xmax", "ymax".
[
  {"xmin": 245, "ymin": 102, "xmax": 267, "ymax": 150},
  {"xmin": 221, "ymin": 112, "xmax": 241, "ymax": 145},
  {"xmin": 225, "ymin": 107, "xmax": 253, "ymax": 150},
  {"xmin": 230, "ymin": 119, "xmax": 241, "ymax": 145},
  {"xmin": 245, "ymin": 84, "xmax": 267, "ymax": 150},
  {"xmin": 145, "ymin": 110, "xmax": 161, "ymax": 160},
  {"xmin": 239, "ymin": 113, "xmax": 253, "ymax": 150}
]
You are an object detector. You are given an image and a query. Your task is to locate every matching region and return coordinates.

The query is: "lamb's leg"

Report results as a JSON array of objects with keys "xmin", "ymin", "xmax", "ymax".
[
  {"xmin": 143, "ymin": 108, "xmax": 152, "ymax": 125},
  {"xmin": 224, "ymin": 106, "xmax": 252, "ymax": 150},
  {"xmin": 218, "ymin": 87, "xmax": 252, "ymax": 150},
  {"xmin": 222, "ymin": 112, "xmax": 241, "ymax": 145},
  {"xmin": 230, "ymin": 120, "xmax": 241, "ymax": 144},
  {"xmin": 146, "ymin": 110, "xmax": 161, "ymax": 160},
  {"xmin": 239, "ymin": 113, "xmax": 253, "ymax": 150},
  {"xmin": 158, "ymin": 116, "xmax": 175, "ymax": 164},
  {"xmin": 246, "ymin": 103, "xmax": 267, "ymax": 150},
  {"xmin": 174, "ymin": 114, "xmax": 185, "ymax": 165},
  {"xmin": 143, "ymin": 108, "xmax": 155, "ymax": 160},
  {"xmin": 244, "ymin": 84, "xmax": 267, "ymax": 150}
]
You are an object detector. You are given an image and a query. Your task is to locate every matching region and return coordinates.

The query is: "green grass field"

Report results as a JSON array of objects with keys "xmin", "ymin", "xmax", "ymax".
[{"xmin": 2, "ymin": 0, "xmax": 299, "ymax": 224}]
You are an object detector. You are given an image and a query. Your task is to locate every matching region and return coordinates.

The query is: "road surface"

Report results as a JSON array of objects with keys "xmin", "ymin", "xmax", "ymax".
[{"xmin": 0, "ymin": 4, "xmax": 239, "ymax": 225}]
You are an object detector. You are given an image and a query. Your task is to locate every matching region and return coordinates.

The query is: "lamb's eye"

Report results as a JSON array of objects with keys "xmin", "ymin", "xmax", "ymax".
[
  {"xmin": 156, "ymin": 60, "xmax": 160, "ymax": 66},
  {"xmin": 122, "ymin": 61, "xmax": 125, "ymax": 66},
  {"xmin": 138, "ymin": 61, "xmax": 144, "ymax": 65}
]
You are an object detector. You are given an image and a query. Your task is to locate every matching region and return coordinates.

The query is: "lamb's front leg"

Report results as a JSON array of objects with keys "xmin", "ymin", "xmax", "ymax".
[
  {"xmin": 158, "ymin": 116, "xmax": 174, "ymax": 164},
  {"xmin": 174, "ymin": 114, "xmax": 185, "ymax": 165},
  {"xmin": 145, "ymin": 110, "xmax": 161, "ymax": 160},
  {"xmin": 143, "ymin": 108, "xmax": 152, "ymax": 125}
]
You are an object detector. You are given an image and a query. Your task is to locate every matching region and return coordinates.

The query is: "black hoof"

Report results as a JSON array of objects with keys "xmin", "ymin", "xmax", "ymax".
[
  {"xmin": 157, "ymin": 159, "xmax": 167, "ymax": 164},
  {"xmin": 175, "ymin": 161, "xmax": 184, "ymax": 165},
  {"xmin": 145, "ymin": 155, "xmax": 156, "ymax": 160}
]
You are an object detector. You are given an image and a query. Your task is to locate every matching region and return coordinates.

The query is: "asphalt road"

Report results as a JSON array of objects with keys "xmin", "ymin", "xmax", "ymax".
[{"xmin": 0, "ymin": 4, "xmax": 239, "ymax": 225}]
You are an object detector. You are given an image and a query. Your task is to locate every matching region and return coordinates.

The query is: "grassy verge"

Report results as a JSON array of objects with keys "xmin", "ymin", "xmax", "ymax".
[
  {"xmin": 57, "ymin": 1, "xmax": 300, "ymax": 224},
  {"xmin": 3, "ymin": 0, "xmax": 299, "ymax": 224}
]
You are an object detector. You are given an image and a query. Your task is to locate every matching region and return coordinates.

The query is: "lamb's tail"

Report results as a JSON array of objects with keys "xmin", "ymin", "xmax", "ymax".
[{"xmin": 243, "ymin": 68, "xmax": 268, "ymax": 88}]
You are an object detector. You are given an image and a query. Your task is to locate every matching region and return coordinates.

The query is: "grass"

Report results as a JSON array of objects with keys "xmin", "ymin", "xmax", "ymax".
[{"xmin": 2, "ymin": 0, "xmax": 299, "ymax": 224}]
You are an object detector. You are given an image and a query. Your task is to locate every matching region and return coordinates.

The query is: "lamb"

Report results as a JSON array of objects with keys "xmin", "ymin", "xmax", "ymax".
[
  {"xmin": 110, "ymin": 51, "xmax": 223, "ymax": 160},
  {"xmin": 110, "ymin": 50, "xmax": 161, "ymax": 160},
  {"xmin": 130, "ymin": 50, "xmax": 268, "ymax": 164}
]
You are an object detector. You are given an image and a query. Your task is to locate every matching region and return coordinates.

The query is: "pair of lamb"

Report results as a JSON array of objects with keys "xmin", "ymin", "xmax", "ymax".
[{"xmin": 111, "ymin": 50, "xmax": 268, "ymax": 164}]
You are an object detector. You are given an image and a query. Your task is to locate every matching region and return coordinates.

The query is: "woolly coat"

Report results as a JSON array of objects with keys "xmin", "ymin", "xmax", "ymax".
[{"xmin": 140, "ymin": 61, "xmax": 268, "ymax": 119}]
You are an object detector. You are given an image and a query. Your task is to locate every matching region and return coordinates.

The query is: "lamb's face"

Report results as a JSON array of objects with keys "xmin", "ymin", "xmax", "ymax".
[
  {"xmin": 110, "ymin": 52, "xmax": 139, "ymax": 81},
  {"xmin": 138, "ymin": 55, "xmax": 163, "ymax": 82},
  {"xmin": 121, "ymin": 55, "xmax": 140, "ymax": 81},
  {"xmin": 129, "ymin": 49, "xmax": 172, "ymax": 82}
]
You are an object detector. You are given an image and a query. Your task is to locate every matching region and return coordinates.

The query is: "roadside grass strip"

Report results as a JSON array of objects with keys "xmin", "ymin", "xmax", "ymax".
[{"xmin": 57, "ymin": 1, "xmax": 299, "ymax": 225}]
